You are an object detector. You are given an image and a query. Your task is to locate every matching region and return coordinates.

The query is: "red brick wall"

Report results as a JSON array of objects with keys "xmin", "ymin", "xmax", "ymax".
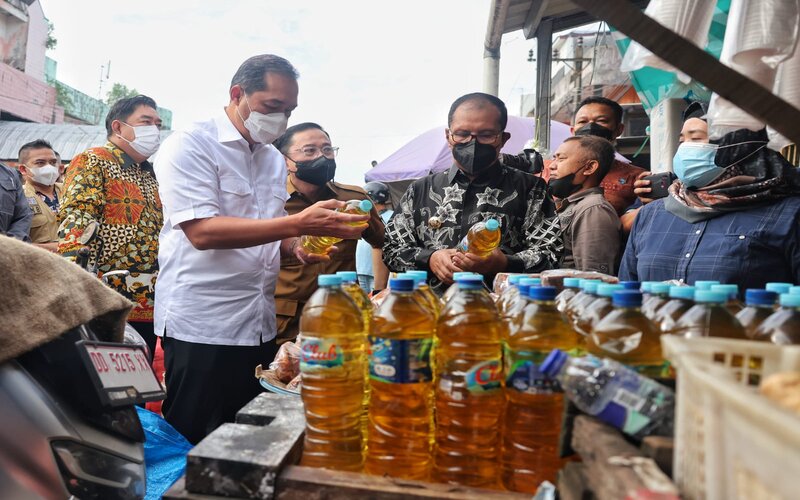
[{"xmin": 0, "ymin": 61, "xmax": 63, "ymax": 123}]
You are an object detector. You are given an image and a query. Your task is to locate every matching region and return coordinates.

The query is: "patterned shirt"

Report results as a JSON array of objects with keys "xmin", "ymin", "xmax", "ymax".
[
  {"xmin": 58, "ymin": 142, "xmax": 162, "ymax": 322},
  {"xmin": 619, "ymin": 196, "xmax": 800, "ymax": 290},
  {"xmin": 384, "ymin": 164, "xmax": 563, "ymax": 293}
]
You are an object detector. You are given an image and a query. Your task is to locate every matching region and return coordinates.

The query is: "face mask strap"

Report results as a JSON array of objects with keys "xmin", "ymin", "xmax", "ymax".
[{"xmin": 721, "ymin": 143, "xmax": 767, "ymax": 169}]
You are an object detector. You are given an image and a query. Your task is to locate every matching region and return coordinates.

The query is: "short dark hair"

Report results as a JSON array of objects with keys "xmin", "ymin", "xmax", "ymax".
[
  {"xmin": 230, "ymin": 54, "xmax": 299, "ymax": 94},
  {"xmin": 564, "ymin": 135, "xmax": 615, "ymax": 179},
  {"xmin": 575, "ymin": 96, "xmax": 624, "ymax": 127},
  {"xmin": 448, "ymin": 92, "xmax": 508, "ymax": 131},
  {"xmin": 104, "ymin": 95, "xmax": 158, "ymax": 138},
  {"xmin": 18, "ymin": 139, "xmax": 54, "ymax": 163},
  {"xmin": 273, "ymin": 122, "xmax": 330, "ymax": 154}
]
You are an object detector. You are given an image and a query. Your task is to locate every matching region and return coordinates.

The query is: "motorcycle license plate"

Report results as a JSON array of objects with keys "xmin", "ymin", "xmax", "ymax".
[{"xmin": 76, "ymin": 341, "xmax": 165, "ymax": 407}]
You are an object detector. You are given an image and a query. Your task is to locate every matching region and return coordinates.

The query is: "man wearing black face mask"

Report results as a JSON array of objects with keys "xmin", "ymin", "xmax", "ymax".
[
  {"xmin": 384, "ymin": 92, "xmax": 563, "ymax": 293},
  {"xmin": 273, "ymin": 122, "xmax": 385, "ymax": 343}
]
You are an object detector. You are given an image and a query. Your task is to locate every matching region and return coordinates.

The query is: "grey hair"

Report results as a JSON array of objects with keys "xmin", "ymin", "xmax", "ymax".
[{"xmin": 230, "ymin": 54, "xmax": 299, "ymax": 94}]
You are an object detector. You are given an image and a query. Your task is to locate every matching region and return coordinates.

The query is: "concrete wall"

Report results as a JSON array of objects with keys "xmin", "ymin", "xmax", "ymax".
[
  {"xmin": 24, "ymin": 0, "xmax": 46, "ymax": 81},
  {"xmin": 0, "ymin": 0, "xmax": 29, "ymax": 72},
  {"xmin": 0, "ymin": 61, "xmax": 63, "ymax": 122}
]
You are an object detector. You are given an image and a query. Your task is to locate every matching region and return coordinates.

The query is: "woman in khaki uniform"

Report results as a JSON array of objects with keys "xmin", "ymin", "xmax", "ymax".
[{"xmin": 17, "ymin": 140, "xmax": 64, "ymax": 252}]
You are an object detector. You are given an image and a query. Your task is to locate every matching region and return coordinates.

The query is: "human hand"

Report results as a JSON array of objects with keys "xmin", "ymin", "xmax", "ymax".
[
  {"xmin": 295, "ymin": 199, "xmax": 369, "ymax": 239},
  {"xmin": 451, "ymin": 248, "xmax": 508, "ymax": 275},
  {"xmin": 292, "ymin": 238, "xmax": 340, "ymax": 264},
  {"xmin": 633, "ymin": 171, "xmax": 654, "ymax": 205},
  {"xmin": 429, "ymin": 249, "xmax": 462, "ymax": 284}
]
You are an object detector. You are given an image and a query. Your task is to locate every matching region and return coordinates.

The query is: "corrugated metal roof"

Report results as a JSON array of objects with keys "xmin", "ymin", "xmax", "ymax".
[{"xmin": 0, "ymin": 121, "xmax": 173, "ymax": 161}]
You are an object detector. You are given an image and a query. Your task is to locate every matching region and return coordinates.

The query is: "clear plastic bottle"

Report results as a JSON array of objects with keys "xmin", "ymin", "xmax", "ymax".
[
  {"xmin": 503, "ymin": 278, "xmax": 540, "ymax": 326},
  {"xmin": 765, "ymin": 282, "xmax": 794, "ymax": 295},
  {"xmin": 564, "ymin": 279, "xmax": 602, "ymax": 328},
  {"xmin": 442, "ymin": 272, "xmax": 480, "ymax": 305},
  {"xmin": 736, "ymin": 289, "xmax": 779, "ymax": 339},
  {"xmin": 573, "ymin": 283, "xmax": 624, "ymax": 337},
  {"xmin": 434, "ymin": 275, "xmax": 504, "ymax": 488},
  {"xmin": 710, "ymin": 284, "xmax": 743, "ymax": 315},
  {"xmin": 403, "ymin": 271, "xmax": 441, "ymax": 320},
  {"xmin": 456, "ymin": 219, "xmax": 501, "ymax": 257},
  {"xmin": 693, "ymin": 280, "xmax": 720, "ymax": 291},
  {"xmin": 673, "ymin": 290, "xmax": 748, "ymax": 339},
  {"xmin": 654, "ymin": 286, "xmax": 696, "ymax": 333},
  {"xmin": 587, "ymin": 290, "xmax": 669, "ymax": 379},
  {"xmin": 366, "ymin": 277, "xmax": 435, "ymax": 480},
  {"xmin": 299, "ymin": 275, "xmax": 366, "ymax": 471},
  {"xmin": 502, "ymin": 285, "xmax": 581, "ymax": 493},
  {"xmin": 556, "ymin": 277, "xmax": 582, "ymax": 314},
  {"xmin": 639, "ymin": 281, "xmax": 658, "ymax": 305},
  {"xmin": 641, "ymin": 283, "xmax": 671, "ymax": 321},
  {"xmin": 752, "ymin": 293, "xmax": 800, "ymax": 345},
  {"xmin": 541, "ymin": 350, "xmax": 675, "ymax": 439},
  {"xmin": 497, "ymin": 275, "xmax": 523, "ymax": 316},
  {"xmin": 337, "ymin": 271, "xmax": 373, "ymax": 434},
  {"xmin": 301, "ymin": 199, "xmax": 372, "ymax": 254}
]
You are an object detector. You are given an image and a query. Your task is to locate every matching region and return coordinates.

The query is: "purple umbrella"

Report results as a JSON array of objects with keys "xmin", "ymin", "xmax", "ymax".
[{"xmin": 365, "ymin": 116, "xmax": 572, "ymax": 182}]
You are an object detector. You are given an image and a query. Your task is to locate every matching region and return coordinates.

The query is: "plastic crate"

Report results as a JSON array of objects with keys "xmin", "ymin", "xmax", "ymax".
[{"xmin": 662, "ymin": 335, "xmax": 800, "ymax": 500}]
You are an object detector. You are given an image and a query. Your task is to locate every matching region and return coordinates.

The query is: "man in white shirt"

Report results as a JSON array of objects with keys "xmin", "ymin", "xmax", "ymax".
[{"xmin": 154, "ymin": 54, "xmax": 368, "ymax": 444}]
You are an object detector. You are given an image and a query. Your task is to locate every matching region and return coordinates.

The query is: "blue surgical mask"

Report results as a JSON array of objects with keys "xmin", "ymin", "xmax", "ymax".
[{"xmin": 672, "ymin": 142, "xmax": 724, "ymax": 188}]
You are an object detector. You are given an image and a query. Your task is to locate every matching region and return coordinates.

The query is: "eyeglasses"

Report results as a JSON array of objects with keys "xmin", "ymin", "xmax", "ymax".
[
  {"xmin": 292, "ymin": 146, "xmax": 339, "ymax": 159},
  {"xmin": 448, "ymin": 130, "xmax": 502, "ymax": 145}
]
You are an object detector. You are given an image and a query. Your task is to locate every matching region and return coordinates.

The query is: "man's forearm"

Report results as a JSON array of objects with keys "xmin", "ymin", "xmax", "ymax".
[{"xmin": 181, "ymin": 215, "xmax": 301, "ymax": 250}]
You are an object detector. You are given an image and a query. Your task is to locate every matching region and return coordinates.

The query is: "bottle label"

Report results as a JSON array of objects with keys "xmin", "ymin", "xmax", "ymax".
[
  {"xmin": 456, "ymin": 235, "xmax": 469, "ymax": 253},
  {"xmin": 464, "ymin": 359, "xmax": 503, "ymax": 394},
  {"xmin": 504, "ymin": 347, "xmax": 562, "ymax": 394},
  {"xmin": 300, "ymin": 338, "xmax": 344, "ymax": 371},
  {"xmin": 368, "ymin": 336, "xmax": 432, "ymax": 384},
  {"xmin": 593, "ymin": 373, "xmax": 671, "ymax": 436}
]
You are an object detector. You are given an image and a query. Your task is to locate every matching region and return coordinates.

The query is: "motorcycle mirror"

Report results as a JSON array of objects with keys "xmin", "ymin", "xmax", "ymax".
[{"xmin": 79, "ymin": 220, "xmax": 100, "ymax": 246}]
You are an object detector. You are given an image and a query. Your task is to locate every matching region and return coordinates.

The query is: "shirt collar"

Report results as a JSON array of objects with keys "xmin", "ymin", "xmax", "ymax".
[
  {"xmin": 103, "ymin": 142, "xmax": 151, "ymax": 170},
  {"xmin": 214, "ymin": 112, "xmax": 251, "ymax": 145},
  {"xmin": 286, "ymin": 176, "xmax": 336, "ymax": 201},
  {"xmin": 558, "ymin": 186, "xmax": 604, "ymax": 210}
]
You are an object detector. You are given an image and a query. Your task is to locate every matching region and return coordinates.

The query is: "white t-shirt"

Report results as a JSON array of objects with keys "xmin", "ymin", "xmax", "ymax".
[{"xmin": 153, "ymin": 114, "xmax": 288, "ymax": 346}]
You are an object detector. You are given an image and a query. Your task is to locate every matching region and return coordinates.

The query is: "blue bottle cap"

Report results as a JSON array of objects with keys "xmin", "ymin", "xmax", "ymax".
[
  {"xmin": 485, "ymin": 219, "xmax": 500, "ymax": 231},
  {"xmin": 694, "ymin": 280, "xmax": 721, "ymax": 291},
  {"xmin": 583, "ymin": 281, "xmax": 601, "ymax": 295},
  {"xmin": 541, "ymin": 349, "xmax": 569, "ymax": 378},
  {"xmin": 650, "ymin": 283, "xmax": 671, "ymax": 295},
  {"xmin": 563, "ymin": 277, "xmax": 582, "ymax": 288},
  {"xmin": 694, "ymin": 290, "xmax": 728, "ymax": 304},
  {"xmin": 529, "ymin": 286, "xmax": 557, "ymax": 301},
  {"xmin": 780, "ymin": 293, "xmax": 800, "ymax": 308},
  {"xmin": 452, "ymin": 272, "xmax": 476, "ymax": 280},
  {"xmin": 580, "ymin": 279, "xmax": 601, "ymax": 290},
  {"xmin": 336, "ymin": 271, "xmax": 358, "ymax": 283},
  {"xmin": 406, "ymin": 270, "xmax": 428, "ymax": 280},
  {"xmin": 507, "ymin": 275, "xmax": 523, "ymax": 286},
  {"xmin": 710, "ymin": 284, "xmax": 739, "ymax": 299},
  {"xmin": 398, "ymin": 273, "xmax": 424, "ymax": 287},
  {"xmin": 456, "ymin": 275, "xmax": 484, "ymax": 289},
  {"xmin": 612, "ymin": 290, "xmax": 643, "ymax": 307},
  {"xmin": 619, "ymin": 281, "xmax": 641, "ymax": 290},
  {"xmin": 641, "ymin": 281, "xmax": 658, "ymax": 293},
  {"xmin": 358, "ymin": 199, "xmax": 373, "ymax": 212},
  {"xmin": 389, "ymin": 277, "xmax": 415, "ymax": 291},
  {"xmin": 745, "ymin": 289, "xmax": 778, "ymax": 306},
  {"xmin": 597, "ymin": 283, "xmax": 624, "ymax": 298},
  {"xmin": 669, "ymin": 286, "xmax": 696, "ymax": 300},
  {"xmin": 317, "ymin": 274, "xmax": 342, "ymax": 287},
  {"xmin": 790, "ymin": 286, "xmax": 800, "ymax": 296},
  {"xmin": 519, "ymin": 278, "xmax": 540, "ymax": 287},
  {"xmin": 765, "ymin": 282, "xmax": 793, "ymax": 294}
]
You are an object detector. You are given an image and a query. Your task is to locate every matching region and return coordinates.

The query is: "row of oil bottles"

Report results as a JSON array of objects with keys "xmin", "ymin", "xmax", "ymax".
[{"xmin": 296, "ymin": 271, "xmax": 800, "ymax": 493}]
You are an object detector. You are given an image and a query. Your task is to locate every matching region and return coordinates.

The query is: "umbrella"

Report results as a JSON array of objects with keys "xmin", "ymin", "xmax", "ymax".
[{"xmin": 365, "ymin": 116, "xmax": 572, "ymax": 182}]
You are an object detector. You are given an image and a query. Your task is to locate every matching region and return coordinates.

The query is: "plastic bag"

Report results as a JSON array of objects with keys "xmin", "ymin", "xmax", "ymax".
[
  {"xmin": 269, "ymin": 340, "xmax": 301, "ymax": 383},
  {"xmin": 136, "ymin": 407, "xmax": 193, "ymax": 500}
]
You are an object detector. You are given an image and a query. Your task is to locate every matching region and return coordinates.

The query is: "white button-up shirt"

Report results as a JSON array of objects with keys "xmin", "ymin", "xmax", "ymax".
[{"xmin": 153, "ymin": 114, "xmax": 288, "ymax": 346}]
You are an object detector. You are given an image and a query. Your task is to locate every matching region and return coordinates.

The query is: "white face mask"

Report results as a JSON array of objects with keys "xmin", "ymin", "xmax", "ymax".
[
  {"xmin": 118, "ymin": 123, "xmax": 161, "ymax": 157},
  {"xmin": 29, "ymin": 165, "xmax": 59, "ymax": 186},
  {"xmin": 237, "ymin": 97, "xmax": 288, "ymax": 144}
]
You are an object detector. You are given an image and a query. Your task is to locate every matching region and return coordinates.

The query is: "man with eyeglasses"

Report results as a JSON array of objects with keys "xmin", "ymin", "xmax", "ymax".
[
  {"xmin": 384, "ymin": 92, "xmax": 563, "ymax": 293},
  {"xmin": 272, "ymin": 122, "xmax": 384, "ymax": 344}
]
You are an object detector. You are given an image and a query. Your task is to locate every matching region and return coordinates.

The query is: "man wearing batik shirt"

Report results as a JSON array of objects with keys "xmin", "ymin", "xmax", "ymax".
[
  {"xmin": 58, "ymin": 95, "xmax": 163, "ymax": 356},
  {"xmin": 384, "ymin": 92, "xmax": 563, "ymax": 293}
]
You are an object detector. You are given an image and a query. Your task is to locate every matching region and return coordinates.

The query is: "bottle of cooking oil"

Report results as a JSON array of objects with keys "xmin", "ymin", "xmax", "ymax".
[
  {"xmin": 654, "ymin": 286, "xmax": 696, "ymax": 333},
  {"xmin": 299, "ymin": 274, "xmax": 366, "ymax": 471},
  {"xmin": 672, "ymin": 290, "xmax": 747, "ymax": 339},
  {"xmin": 587, "ymin": 290, "xmax": 669, "ymax": 379},
  {"xmin": 366, "ymin": 277, "xmax": 435, "ymax": 480},
  {"xmin": 573, "ymin": 283, "xmax": 624, "ymax": 337},
  {"xmin": 765, "ymin": 282, "xmax": 794, "ymax": 295},
  {"xmin": 405, "ymin": 270, "xmax": 441, "ymax": 319},
  {"xmin": 710, "ymin": 284, "xmax": 743, "ymax": 315},
  {"xmin": 498, "ymin": 275, "xmax": 523, "ymax": 315},
  {"xmin": 737, "ymin": 289, "xmax": 779, "ymax": 339},
  {"xmin": 503, "ymin": 277, "xmax": 540, "ymax": 326},
  {"xmin": 564, "ymin": 279, "xmax": 602, "ymax": 327},
  {"xmin": 456, "ymin": 219, "xmax": 501, "ymax": 257},
  {"xmin": 556, "ymin": 277, "xmax": 582, "ymax": 314},
  {"xmin": 641, "ymin": 282, "xmax": 671, "ymax": 320},
  {"xmin": 442, "ymin": 272, "xmax": 480, "ymax": 305},
  {"xmin": 301, "ymin": 199, "xmax": 372, "ymax": 254},
  {"xmin": 752, "ymin": 293, "xmax": 800, "ymax": 345},
  {"xmin": 434, "ymin": 275, "xmax": 504, "ymax": 488},
  {"xmin": 502, "ymin": 285, "xmax": 581, "ymax": 493}
]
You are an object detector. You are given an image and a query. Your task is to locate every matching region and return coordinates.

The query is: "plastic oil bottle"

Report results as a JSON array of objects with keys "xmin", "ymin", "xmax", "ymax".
[
  {"xmin": 434, "ymin": 275, "xmax": 504, "ymax": 488},
  {"xmin": 736, "ymin": 289, "xmax": 779, "ymax": 339},
  {"xmin": 503, "ymin": 278, "xmax": 540, "ymax": 326},
  {"xmin": 299, "ymin": 275, "xmax": 366, "ymax": 471},
  {"xmin": 752, "ymin": 293, "xmax": 800, "ymax": 345},
  {"xmin": 556, "ymin": 277, "xmax": 582, "ymax": 314},
  {"xmin": 502, "ymin": 285, "xmax": 582, "ymax": 493},
  {"xmin": 442, "ymin": 272, "xmax": 480, "ymax": 306},
  {"xmin": 641, "ymin": 282, "xmax": 671, "ymax": 321},
  {"xmin": 710, "ymin": 284, "xmax": 743, "ymax": 315},
  {"xmin": 587, "ymin": 290, "xmax": 669, "ymax": 379},
  {"xmin": 366, "ymin": 277, "xmax": 435, "ymax": 480},
  {"xmin": 337, "ymin": 271, "xmax": 373, "ymax": 434},
  {"xmin": 497, "ymin": 275, "xmax": 523, "ymax": 316},
  {"xmin": 457, "ymin": 219, "xmax": 501, "ymax": 257},
  {"xmin": 565, "ymin": 279, "xmax": 602, "ymax": 328},
  {"xmin": 405, "ymin": 270, "xmax": 441, "ymax": 319},
  {"xmin": 301, "ymin": 199, "xmax": 372, "ymax": 254},
  {"xmin": 672, "ymin": 290, "xmax": 748, "ymax": 339},
  {"xmin": 654, "ymin": 286, "xmax": 696, "ymax": 333},
  {"xmin": 573, "ymin": 283, "xmax": 624, "ymax": 338}
]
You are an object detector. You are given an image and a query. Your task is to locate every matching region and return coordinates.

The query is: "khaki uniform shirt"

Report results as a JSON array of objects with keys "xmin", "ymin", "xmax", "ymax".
[
  {"xmin": 23, "ymin": 182, "xmax": 63, "ymax": 244},
  {"xmin": 276, "ymin": 179, "xmax": 385, "ymax": 342},
  {"xmin": 557, "ymin": 186, "xmax": 622, "ymax": 275}
]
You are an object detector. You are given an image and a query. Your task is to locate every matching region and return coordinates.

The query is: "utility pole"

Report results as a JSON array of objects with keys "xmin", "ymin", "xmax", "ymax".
[{"xmin": 98, "ymin": 60, "xmax": 110, "ymax": 100}]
